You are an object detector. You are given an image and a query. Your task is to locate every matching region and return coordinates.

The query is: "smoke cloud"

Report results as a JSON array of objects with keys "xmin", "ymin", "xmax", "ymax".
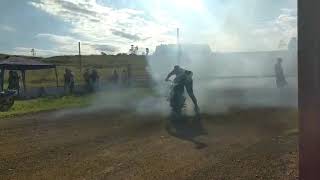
[
  {"xmin": 146, "ymin": 45, "xmax": 297, "ymax": 115},
  {"xmin": 53, "ymin": 46, "xmax": 297, "ymax": 119}
]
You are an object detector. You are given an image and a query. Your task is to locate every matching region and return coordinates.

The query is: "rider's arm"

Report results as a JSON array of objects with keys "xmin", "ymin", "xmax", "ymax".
[{"xmin": 165, "ymin": 70, "xmax": 175, "ymax": 81}]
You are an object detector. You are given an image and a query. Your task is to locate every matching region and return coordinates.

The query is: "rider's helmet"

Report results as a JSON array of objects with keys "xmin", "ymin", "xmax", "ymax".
[
  {"xmin": 174, "ymin": 65, "xmax": 180, "ymax": 71},
  {"xmin": 185, "ymin": 70, "xmax": 192, "ymax": 75}
]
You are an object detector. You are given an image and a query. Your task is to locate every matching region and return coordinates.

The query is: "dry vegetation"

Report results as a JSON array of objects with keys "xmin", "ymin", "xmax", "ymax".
[{"xmin": 1, "ymin": 54, "xmax": 149, "ymax": 87}]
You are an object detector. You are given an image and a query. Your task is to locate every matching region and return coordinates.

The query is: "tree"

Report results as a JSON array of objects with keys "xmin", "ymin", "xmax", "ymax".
[
  {"xmin": 129, "ymin": 45, "xmax": 139, "ymax": 55},
  {"xmin": 134, "ymin": 46, "xmax": 139, "ymax": 55},
  {"xmin": 116, "ymin": 53, "xmax": 127, "ymax": 56}
]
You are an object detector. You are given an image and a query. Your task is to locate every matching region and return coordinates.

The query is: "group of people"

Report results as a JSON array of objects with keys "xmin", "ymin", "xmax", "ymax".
[
  {"xmin": 110, "ymin": 69, "xmax": 129, "ymax": 86},
  {"xmin": 64, "ymin": 68, "xmax": 100, "ymax": 94},
  {"xmin": 63, "ymin": 67, "xmax": 130, "ymax": 94}
]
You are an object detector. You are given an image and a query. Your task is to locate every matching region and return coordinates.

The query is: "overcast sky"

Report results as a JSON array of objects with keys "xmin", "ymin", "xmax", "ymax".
[{"xmin": 0, "ymin": 0, "xmax": 297, "ymax": 57}]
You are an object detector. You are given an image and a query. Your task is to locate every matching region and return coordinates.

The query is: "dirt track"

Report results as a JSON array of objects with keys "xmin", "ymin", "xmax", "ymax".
[{"xmin": 0, "ymin": 108, "xmax": 298, "ymax": 180}]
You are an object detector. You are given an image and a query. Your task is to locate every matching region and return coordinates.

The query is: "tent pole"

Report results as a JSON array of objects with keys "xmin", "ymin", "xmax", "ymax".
[
  {"xmin": 21, "ymin": 70, "xmax": 26, "ymax": 95},
  {"xmin": 0, "ymin": 68, "xmax": 4, "ymax": 91},
  {"xmin": 55, "ymin": 67, "xmax": 59, "ymax": 88}
]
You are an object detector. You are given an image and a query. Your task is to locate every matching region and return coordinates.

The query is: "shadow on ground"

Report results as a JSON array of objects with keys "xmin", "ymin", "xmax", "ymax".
[{"xmin": 165, "ymin": 114, "xmax": 208, "ymax": 149}]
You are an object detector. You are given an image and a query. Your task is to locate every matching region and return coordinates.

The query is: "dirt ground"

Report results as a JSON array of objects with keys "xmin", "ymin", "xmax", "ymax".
[{"xmin": 0, "ymin": 108, "xmax": 298, "ymax": 180}]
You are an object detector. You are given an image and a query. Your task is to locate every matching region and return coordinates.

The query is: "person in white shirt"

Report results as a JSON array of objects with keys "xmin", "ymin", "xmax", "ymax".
[{"xmin": 274, "ymin": 58, "xmax": 287, "ymax": 88}]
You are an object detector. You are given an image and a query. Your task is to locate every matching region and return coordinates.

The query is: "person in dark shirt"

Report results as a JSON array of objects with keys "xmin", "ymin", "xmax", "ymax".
[
  {"xmin": 7, "ymin": 71, "xmax": 15, "ymax": 90},
  {"xmin": 90, "ymin": 69, "xmax": 99, "ymax": 91},
  {"xmin": 83, "ymin": 69, "xmax": 91, "ymax": 91},
  {"xmin": 8, "ymin": 71, "xmax": 20, "ymax": 95},
  {"xmin": 121, "ymin": 69, "xmax": 128, "ymax": 86},
  {"xmin": 111, "ymin": 69, "xmax": 119, "ymax": 85},
  {"xmin": 64, "ymin": 68, "xmax": 75, "ymax": 94}
]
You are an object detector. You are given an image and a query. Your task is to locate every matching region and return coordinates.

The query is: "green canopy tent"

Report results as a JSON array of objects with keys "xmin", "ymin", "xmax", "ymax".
[{"xmin": 0, "ymin": 57, "xmax": 58, "ymax": 93}]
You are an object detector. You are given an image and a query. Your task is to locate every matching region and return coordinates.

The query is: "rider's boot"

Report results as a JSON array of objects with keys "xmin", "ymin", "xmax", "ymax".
[{"xmin": 194, "ymin": 105, "xmax": 200, "ymax": 115}]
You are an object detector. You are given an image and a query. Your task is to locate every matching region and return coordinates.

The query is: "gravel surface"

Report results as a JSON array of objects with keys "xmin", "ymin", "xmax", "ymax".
[{"xmin": 0, "ymin": 108, "xmax": 298, "ymax": 180}]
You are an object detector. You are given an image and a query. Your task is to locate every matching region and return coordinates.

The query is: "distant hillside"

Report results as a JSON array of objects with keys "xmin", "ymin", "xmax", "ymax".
[
  {"xmin": 43, "ymin": 54, "xmax": 148, "ymax": 68},
  {"xmin": 0, "ymin": 53, "xmax": 148, "ymax": 68}
]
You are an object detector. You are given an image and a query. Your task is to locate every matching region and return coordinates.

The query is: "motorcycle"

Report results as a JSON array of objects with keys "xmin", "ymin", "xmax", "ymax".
[
  {"xmin": 166, "ymin": 79, "xmax": 186, "ymax": 118},
  {"xmin": 0, "ymin": 90, "xmax": 17, "ymax": 112}
]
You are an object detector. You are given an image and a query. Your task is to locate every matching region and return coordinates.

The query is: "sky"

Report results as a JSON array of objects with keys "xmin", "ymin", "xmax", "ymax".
[{"xmin": 0, "ymin": 0, "xmax": 297, "ymax": 57}]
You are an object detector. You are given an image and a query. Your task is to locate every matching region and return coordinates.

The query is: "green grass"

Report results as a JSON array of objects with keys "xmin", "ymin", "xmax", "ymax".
[
  {"xmin": 0, "ymin": 88, "xmax": 154, "ymax": 119},
  {"xmin": 0, "ymin": 95, "xmax": 92, "ymax": 119},
  {"xmin": 0, "ymin": 54, "xmax": 152, "ymax": 118}
]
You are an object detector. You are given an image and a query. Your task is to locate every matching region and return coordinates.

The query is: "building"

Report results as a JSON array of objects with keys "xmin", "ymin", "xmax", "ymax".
[{"xmin": 153, "ymin": 44, "xmax": 212, "ymax": 58}]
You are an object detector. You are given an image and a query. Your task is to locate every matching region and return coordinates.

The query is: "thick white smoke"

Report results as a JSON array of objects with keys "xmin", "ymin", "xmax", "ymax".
[
  {"xmin": 53, "ymin": 88, "xmax": 171, "ymax": 119},
  {"xmin": 53, "ymin": 46, "xmax": 297, "ymax": 119},
  {"xmin": 146, "ymin": 45, "xmax": 297, "ymax": 115}
]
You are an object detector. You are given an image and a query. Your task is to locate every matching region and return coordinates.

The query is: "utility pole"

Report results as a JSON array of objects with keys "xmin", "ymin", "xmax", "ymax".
[
  {"xmin": 31, "ymin": 48, "xmax": 35, "ymax": 57},
  {"xmin": 177, "ymin": 28, "xmax": 181, "ymax": 66},
  {"xmin": 78, "ymin": 42, "xmax": 82, "ymax": 73}
]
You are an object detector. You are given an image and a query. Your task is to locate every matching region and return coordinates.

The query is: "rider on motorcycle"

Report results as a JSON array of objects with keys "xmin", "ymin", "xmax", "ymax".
[{"xmin": 165, "ymin": 65, "xmax": 200, "ymax": 114}]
